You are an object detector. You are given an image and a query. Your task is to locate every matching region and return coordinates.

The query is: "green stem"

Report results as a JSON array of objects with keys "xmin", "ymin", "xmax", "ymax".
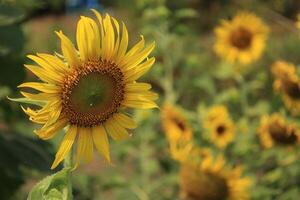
[
  {"xmin": 163, "ymin": 50, "xmax": 176, "ymax": 104},
  {"xmin": 236, "ymin": 74, "xmax": 249, "ymax": 116},
  {"xmin": 64, "ymin": 150, "xmax": 73, "ymax": 200}
]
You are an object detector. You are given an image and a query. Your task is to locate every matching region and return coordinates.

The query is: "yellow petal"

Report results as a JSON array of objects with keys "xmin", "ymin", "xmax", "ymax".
[
  {"xmin": 18, "ymin": 82, "xmax": 60, "ymax": 93},
  {"xmin": 125, "ymin": 91, "xmax": 159, "ymax": 101},
  {"xmin": 104, "ymin": 118, "xmax": 129, "ymax": 140},
  {"xmin": 125, "ymin": 36, "xmax": 145, "ymax": 57},
  {"xmin": 102, "ymin": 14, "xmax": 115, "ymax": 60},
  {"xmin": 21, "ymin": 91, "xmax": 58, "ymax": 101},
  {"xmin": 125, "ymin": 83, "xmax": 152, "ymax": 92},
  {"xmin": 76, "ymin": 17, "xmax": 89, "ymax": 61},
  {"xmin": 36, "ymin": 53, "xmax": 70, "ymax": 73},
  {"xmin": 124, "ymin": 57, "xmax": 155, "ymax": 82},
  {"xmin": 121, "ymin": 42, "xmax": 155, "ymax": 70},
  {"xmin": 35, "ymin": 118, "xmax": 68, "ymax": 140},
  {"xmin": 92, "ymin": 125, "xmax": 111, "ymax": 162},
  {"xmin": 115, "ymin": 22, "xmax": 128, "ymax": 62},
  {"xmin": 111, "ymin": 17, "xmax": 120, "ymax": 59},
  {"xmin": 24, "ymin": 64, "xmax": 62, "ymax": 84},
  {"xmin": 113, "ymin": 113, "xmax": 137, "ymax": 129},
  {"xmin": 42, "ymin": 104, "xmax": 62, "ymax": 128},
  {"xmin": 91, "ymin": 9, "xmax": 104, "ymax": 54},
  {"xmin": 122, "ymin": 100, "xmax": 158, "ymax": 109},
  {"xmin": 56, "ymin": 31, "xmax": 80, "ymax": 68},
  {"xmin": 75, "ymin": 127, "xmax": 94, "ymax": 168},
  {"xmin": 51, "ymin": 126, "xmax": 77, "ymax": 169}
]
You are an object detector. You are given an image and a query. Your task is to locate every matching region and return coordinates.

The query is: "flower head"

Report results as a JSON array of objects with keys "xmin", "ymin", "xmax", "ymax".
[
  {"xmin": 258, "ymin": 113, "xmax": 300, "ymax": 148},
  {"xmin": 214, "ymin": 11, "xmax": 269, "ymax": 64},
  {"xmin": 179, "ymin": 150, "xmax": 251, "ymax": 200},
  {"xmin": 204, "ymin": 105, "xmax": 235, "ymax": 149},
  {"xmin": 272, "ymin": 61, "xmax": 300, "ymax": 115},
  {"xmin": 14, "ymin": 10, "xmax": 158, "ymax": 169},
  {"xmin": 161, "ymin": 104, "xmax": 192, "ymax": 143}
]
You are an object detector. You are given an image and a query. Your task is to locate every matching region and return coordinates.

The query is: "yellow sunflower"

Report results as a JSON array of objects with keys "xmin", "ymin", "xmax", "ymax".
[
  {"xmin": 214, "ymin": 11, "xmax": 269, "ymax": 64},
  {"xmin": 272, "ymin": 61, "xmax": 300, "ymax": 115},
  {"xmin": 296, "ymin": 14, "xmax": 300, "ymax": 29},
  {"xmin": 12, "ymin": 10, "xmax": 158, "ymax": 169},
  {"xmin": 258, "ymin": 113, "xmax": 300, "ymax": 148},
  {"xmin": 204, "ymin": 105, "xmax": 235, "ymax": 148},
  {"xmin": 179, "ymin": 150, "xmax": 251, "ymax": 200},
  {"xmin": 161, "ymin": 104, "xmax": 192, "ymax": 143}
]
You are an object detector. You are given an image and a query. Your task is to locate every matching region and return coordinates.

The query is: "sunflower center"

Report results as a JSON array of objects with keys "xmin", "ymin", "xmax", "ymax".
[
  {"xmin": 180, "ymin": 165, "xmax": 229, "ymax": 200},
  {"xmin": 230, "ymin": 27, "xmax": 252, "ymax": 50},
  {"xmin": 282, "ymin": 79, "xmax": 300, "ymax": 99},
  {"xmin": 216, "ymin": 125, "xmax": 226, "ymax": 135},
  {"xmin": 173, "ymin": 118, "xmax": 186, "ymax": 131},
  {"xmin": 61, "ymin": 60, "xmax": 124, "ymax": 127},
  {"xmin": 268, "ymin": 122, "xmax": 298, "ymax": 145}
]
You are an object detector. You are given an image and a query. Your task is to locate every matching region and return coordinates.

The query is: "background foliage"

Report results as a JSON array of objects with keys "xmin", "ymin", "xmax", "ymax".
[{"xmin": 1, "ymin": 0, "xmax": 300, "ymax": 199}]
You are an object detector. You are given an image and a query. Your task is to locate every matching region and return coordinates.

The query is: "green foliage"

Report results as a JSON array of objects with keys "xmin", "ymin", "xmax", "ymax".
[
  {"xmin": 0, "ymin": 133, "xmax": 54, "ymax": 200},
  {"xmin": 28, "ymin": 168, "xmax": 71, "ymax": 200},
  {"xmin": 2, "ymin": 0, "xmax": 300, "ymax": 200}
]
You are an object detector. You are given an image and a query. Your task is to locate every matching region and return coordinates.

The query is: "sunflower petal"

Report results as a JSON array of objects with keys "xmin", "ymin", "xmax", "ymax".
[
  {"xmin": 124, "ymin": 57, "xmax": 155, "ymax": 82},
  {"xmin": 121, "ymin": 42, "xmax": 155, "ymax": 70},
  {"xmin": 56, "ymin": 31, "xmax": 80, "ymax": 68},
  {"xmin": 51, "ymin": 126, "xmax": 77, "ymax": 169},
  {"xmin": 105, "ymin": 118, "xmax": 129, "ymax": 140},
  {"xmin": 75, "ymin": 127, "xmax": 94, "ymax": 168},
  {"xmin": 35, "ymin": 118, "xmax": 68, "ymax": 140},
  {"xmin": 36, "ymin": 53, "xmax": 70, "ymax": 73},
  {"xmin": 113, "ymin": 113, "xmax": 137, "ymax": 129},
  {"xmin": 115, "ymin": 22, "xmax": 128, "ymax": 62},
  {"xmin": 18, "ymin": 82, "xmax": 60, "ymax": 93},
  {"xmin": 92, "ymin": 125, "xmax": 111, "ymax": 162},
  {"xmin": 24, "ymin": 64, "xmax": 62, "ymax": 84}
]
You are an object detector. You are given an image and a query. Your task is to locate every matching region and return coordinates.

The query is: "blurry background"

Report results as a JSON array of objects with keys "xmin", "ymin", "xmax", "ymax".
[{"xmin": 1, "ymin": 0, "xmax": 300, "ymax": 199}]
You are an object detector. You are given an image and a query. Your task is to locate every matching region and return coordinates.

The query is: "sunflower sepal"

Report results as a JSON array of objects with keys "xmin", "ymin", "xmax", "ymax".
[
  {"xmin": 7, "ymin": 96, "xmax": 46, "ymax": 107},
  {"xmin": 27, "ymin": 167, "xmax": 72, "ymax": 200}
]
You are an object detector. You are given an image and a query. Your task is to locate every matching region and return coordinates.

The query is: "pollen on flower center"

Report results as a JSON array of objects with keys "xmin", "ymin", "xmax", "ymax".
[
  {"xmin": 268, "ymin": 122, "xmax": 297, "ymax": 145},
  {"xmin": 61, "ymin": 60, "xmax": 125, "ymax": 127},
  {"xmin": 230, "ymin": 27, "xmax": 253, "ymax": 50}
]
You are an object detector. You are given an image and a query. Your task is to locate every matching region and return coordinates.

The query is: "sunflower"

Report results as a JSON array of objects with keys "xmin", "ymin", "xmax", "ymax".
[
  {"xmin": 179, "ymin": 150, "xmax": 251, "ymax": 200},
  {"xmin": 204, "ymin": 105, "xmax": 235, "ymax": 148},
  {"xmin": 258, "ymin": 113, "xmax": 300, "ymax": 148},
  {"xmin": 161, "ymin": 104, "xmax": 192, "ymax": 143},
  {"xmin": 13, "ymin": 10, "xmax": 158, "ymax": 169},
  {"xmin": 296, "ymin": 14, "xmax": 300, "ymax": 29},
  {"xmin": 214, "ymin": 11, "xmax": 269, "ymax": 64},
  {"xmin": 272, "ymin": 61, "xmax": 300, "ymax": 115}
]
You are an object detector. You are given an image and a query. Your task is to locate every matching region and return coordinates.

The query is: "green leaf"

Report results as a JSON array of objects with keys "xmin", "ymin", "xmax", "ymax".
[
  {"xmin": 174, "ymin": 8, "xmax": 198, "ymax": 19},
  {"xmin": 0, "ymin": 132, "xmax": 53, "ymax": 199},
  {"xmin": 28, "ymin": 168, "xmax": 72, "ymax": 200},
  {"xmin": 8, "ymin": 97, "xmax": 46, "ymax": 107},
  {"xmin": 0, "ymin": 4, "xmax": 25, "ymax": 26}
]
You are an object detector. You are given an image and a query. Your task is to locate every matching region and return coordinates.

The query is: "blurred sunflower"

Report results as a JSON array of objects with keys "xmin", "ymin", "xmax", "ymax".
[
  {"xmin": 214, "ymin": 11, "xmax": 269, "ymax": 64},
  {"xmin": 161, "ymin": 104, "xmax": 192, "ymax": 143},
  {"xmin": 13, "ymin": 10, "xmax": 158, "ymax": 169},
  {"xmin": 296, "ymin": 14, "xmax": 300, "ymax": 29},
  {"xmin": 204, "ymin": 105, "xmax": 235, "ymax": 148},
  {"xmin": 179, "ymin": 151, "xmax": 251, "ymax": 200},
  {"xmin": 272, "ymin": 61, "xmax": 300, "ymax": 115},
  {"xmin": 258, "ymin": 113, "xmax": 300, "ymax": 148}
]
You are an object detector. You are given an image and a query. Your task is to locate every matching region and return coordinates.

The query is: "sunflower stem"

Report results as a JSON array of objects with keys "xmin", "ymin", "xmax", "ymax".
[
  {"xmin": 64, "ymin": 149, "xmax": 73, "ymax": 200},
  {"xmin": 236, "ymin": 74, "xmax": 249, "ymax": 116}
]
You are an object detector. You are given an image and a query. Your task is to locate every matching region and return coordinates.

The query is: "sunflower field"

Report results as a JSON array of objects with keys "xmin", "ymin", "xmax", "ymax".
[{"xmin": 2, "ymin": 0, "xmax": 300, "ymax": 199}]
